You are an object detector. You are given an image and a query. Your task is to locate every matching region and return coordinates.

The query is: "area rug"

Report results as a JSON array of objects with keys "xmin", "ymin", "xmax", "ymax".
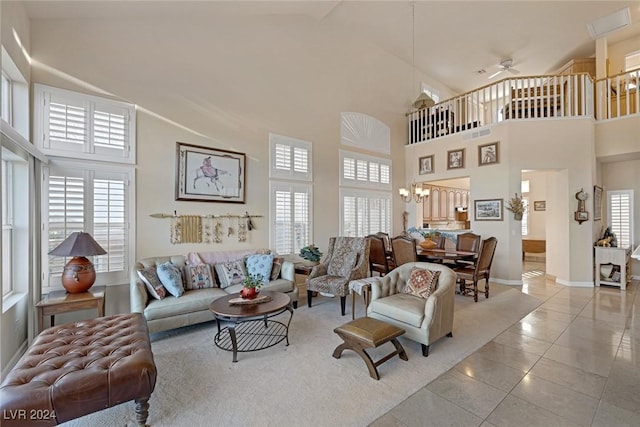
[{"xmin": 61, "ymin": 285, "xmax": 542, "ymax": 427}]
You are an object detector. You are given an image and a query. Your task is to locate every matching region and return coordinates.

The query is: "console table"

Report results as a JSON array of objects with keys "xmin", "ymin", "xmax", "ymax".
[{"xmin": 594, "ymin": 246, "xmax": 631, "ymax": 290}]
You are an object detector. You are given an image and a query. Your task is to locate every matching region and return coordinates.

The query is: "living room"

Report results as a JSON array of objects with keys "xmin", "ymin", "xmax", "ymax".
[{"xmin": 1, "ymin": 1, "xmax": 640, "ymax": 425}]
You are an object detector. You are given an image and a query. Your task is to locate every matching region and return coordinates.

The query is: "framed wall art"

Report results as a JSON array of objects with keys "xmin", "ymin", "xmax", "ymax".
[
  {"xmin": 533, "ymin": 201, "xmax": 546, "ymax": 211},
  {"xmin": 419, "ymin": 155, "xmax": 434, "ymax": 175},
  {"xmin": 593, "ymin": 185, "xmax": 603, "ymax": 221},
  {"xmin": 478, "ymin": 141, "xmax": 499, "ymax": 166},
  {"xmin": 474, "ymin": 198, "xmax": 504, "ymax": 221},
  {"xmin": 175, "ymin": 142, "xmax": 246, "ymax": 203},
  {"xmin": 447, "ymin": 148, "xmax": 465, "ymax": 170}
]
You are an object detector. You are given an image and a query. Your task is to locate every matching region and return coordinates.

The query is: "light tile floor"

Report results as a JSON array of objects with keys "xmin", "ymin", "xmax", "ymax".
[{"xmin": 371, "ymin": 261, "xmax": 640, "ymax": 426}]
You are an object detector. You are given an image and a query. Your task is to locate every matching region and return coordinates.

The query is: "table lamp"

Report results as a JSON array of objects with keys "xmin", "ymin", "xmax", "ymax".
[{"xmin": 48, "ymin": 232, "xmax": 107, "ymax": 293}]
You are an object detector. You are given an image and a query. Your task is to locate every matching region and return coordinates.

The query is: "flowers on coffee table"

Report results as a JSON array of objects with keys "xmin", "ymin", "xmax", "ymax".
[{"xmin": 240, "ymin": 274, "xmax": 263, "ymax": 300}]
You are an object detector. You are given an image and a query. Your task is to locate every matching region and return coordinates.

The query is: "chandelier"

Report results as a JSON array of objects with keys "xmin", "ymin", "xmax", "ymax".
[{"xmin": 399, "ymin": 183, "xmax": 430, "ymax": 203}]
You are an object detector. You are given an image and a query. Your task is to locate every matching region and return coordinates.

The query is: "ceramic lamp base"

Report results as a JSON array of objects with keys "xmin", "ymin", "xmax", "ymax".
[{"xmin": 61, "ymin": 256, "xmax": 96, "ymax": 293}]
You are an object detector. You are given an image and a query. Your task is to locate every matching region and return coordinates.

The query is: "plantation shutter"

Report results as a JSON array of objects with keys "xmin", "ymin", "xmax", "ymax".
[
  {"xmin": 608, "ymin": 190, "xmax": 633, "ymax": 248},
  {"xmin": 340, "ymin": 189, "xmax": 391, "ymax": 237},
  {"xmin": 340, "ymin": 150, "xmax": 391, "ymax": 190},
  {"xmin": 36, "ymin": 84, "xmax": 135, "ymax": 163},
  {"xmin": 271, "ymin": 182, "xmax": 312, "ymax": 256},
  {"xmin": 269, "ymin": 134, "xmax": 312, "ymax": 181},
  {"xmin": 93, "ymin": 177, "xmax": 127, "ymax": 273}
]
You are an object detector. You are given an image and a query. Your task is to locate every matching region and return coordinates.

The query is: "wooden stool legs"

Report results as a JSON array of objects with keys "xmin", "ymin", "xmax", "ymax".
[{"xmin": 332, "ymin": 336, "xmax": 408, "ymax": 380}]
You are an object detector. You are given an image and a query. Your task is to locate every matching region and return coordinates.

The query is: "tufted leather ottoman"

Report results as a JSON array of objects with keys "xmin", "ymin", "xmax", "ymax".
[{"xmin": 0, "ymin": 313, "xmax": 156, "ymax": 426}]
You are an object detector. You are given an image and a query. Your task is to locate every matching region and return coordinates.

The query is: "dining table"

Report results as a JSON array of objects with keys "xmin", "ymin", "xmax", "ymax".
[{"xmin": 416, "ymin": 248, "xmax": 478, "ymax": 264}]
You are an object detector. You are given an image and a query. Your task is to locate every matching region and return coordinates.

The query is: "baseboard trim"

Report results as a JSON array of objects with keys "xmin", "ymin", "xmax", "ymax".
[{"xmin": 555, "ymin": 278, "xmax": 594, "ymax": 287}]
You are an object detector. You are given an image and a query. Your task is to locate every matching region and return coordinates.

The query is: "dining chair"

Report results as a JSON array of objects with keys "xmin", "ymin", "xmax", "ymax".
[
  {"xmin": 444, "ymin": 232, "xmax": 481, "ymax": 268},
  {"xmin": 366, "ymin": 235, "xmax": 393, "ymax": 276},
  {"xmin": 454, "ymin": 237, "xmax": 498, "ymax": 302},
  {"xmin": 391, "ymin": 235, "xmax": 417, "ymax": 267}
]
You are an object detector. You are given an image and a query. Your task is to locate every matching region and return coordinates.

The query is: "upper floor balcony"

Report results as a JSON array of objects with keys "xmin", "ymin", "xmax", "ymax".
[{"xmin": 407, "ymin": 68, "xmax": 639, "ymax": 144}]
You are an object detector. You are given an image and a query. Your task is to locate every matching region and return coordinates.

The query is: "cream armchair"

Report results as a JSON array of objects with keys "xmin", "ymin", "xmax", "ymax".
[{"xmin": 367, "ymin": 262, "xmax": 455, "ymax": 357}]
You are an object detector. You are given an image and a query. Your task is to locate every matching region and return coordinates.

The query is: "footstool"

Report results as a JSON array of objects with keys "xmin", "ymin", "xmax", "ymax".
[
  {"xmin": 332, "ymin": 316, "xmax": 408, "ymax": 380},
  {"xmin": 0, "ymin": 313, "xmax": 157, "ymax": 426}
]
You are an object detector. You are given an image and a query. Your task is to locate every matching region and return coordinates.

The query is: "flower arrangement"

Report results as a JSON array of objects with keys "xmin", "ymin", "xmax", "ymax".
[
  {"xmin": 506, "ymin": 193, "xmax": 526, "ymax": 219},
  {"xmin": 240, "ymin": 273, "xmax": 263, "ymax": 299},
  {"xmin": 299, "ymin": 245, "xmax": 322, "ymax": 262}
]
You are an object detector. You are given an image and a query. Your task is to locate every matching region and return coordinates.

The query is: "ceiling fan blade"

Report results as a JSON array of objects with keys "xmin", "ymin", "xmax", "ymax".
[
  {"xmin": 488, "ymin": 70, "xmax": 503, "ymax": 79},
  {"xmin": 508, "ymin": 68, "xmax": 521, "ymax": 75}
]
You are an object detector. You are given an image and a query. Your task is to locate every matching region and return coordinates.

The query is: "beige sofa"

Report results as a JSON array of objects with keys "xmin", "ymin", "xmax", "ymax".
[
  {"xmin": 367, "ymin": 262, "xmax": 455, "ymax": 357},
  {"xmin": 130, "ymin": 249, "xmax": 298, "ymax": 333}
]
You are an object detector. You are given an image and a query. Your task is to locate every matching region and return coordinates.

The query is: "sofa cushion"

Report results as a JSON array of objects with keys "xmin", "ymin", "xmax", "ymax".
[
  {"xmin": 157, "ymin": 262, "xmax": 185, "ymax": 297},
  {"xmin": 184, "ymin": 264, "xmax": 217, "ymax": 290},
  {"xmin": 225, "ymin": 278, "xmax": 295, "ymax": 295},
  {"xmin": 270, "ymin": 256, "xmax": 284, "ymax": 280},
  {"xmin": 403, "ymin": 268, "xmax": 440, "ymax": 299},
  {"xmin": 369, "ymin": 293, "xmax": 425, "ymax": 328},
  {"xmin": 137, "ymin": 267, "xmax": 167, "ymax": 300},
  {"xmin": 144, "ymin": 288, "xmax": 228, "ymax": 321},
  {"xmin": 215, "ymin": 260, "xmax": 247, "ymax": 289},
  {"xmin": 245, "ymin": 254, "xmax": 274, "ymax": 284}
]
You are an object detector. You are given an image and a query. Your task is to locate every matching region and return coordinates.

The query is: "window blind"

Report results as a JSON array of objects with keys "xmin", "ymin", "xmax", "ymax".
[
  {"xmin": 271, "ymin": 182, "xmax": 311, "ymax": 255},
  {"xmin": 269, "ymin": 134, "xmax": 312, "ymax": 181},
  {"xmin": 608, "ymin": 191, "xmax": 633, "ymax": 248}
]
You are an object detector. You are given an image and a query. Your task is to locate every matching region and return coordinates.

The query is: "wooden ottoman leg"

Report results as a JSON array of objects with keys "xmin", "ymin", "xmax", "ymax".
[
  {"xmin": 332, "ymin": 342, "xmax": 349, "ymax": 359},
  {"xmin": 391, "ymin": 338, "xmax": 408, "ymax": 361},
  {"xmin": 135, "ymin": 397, "xmax": 150, "ymax": 426}
]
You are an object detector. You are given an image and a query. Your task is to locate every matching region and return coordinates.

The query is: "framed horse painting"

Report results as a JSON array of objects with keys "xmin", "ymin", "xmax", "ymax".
[{"xmin": 175, "ymin": 142, "xmax": 246, "ymax": 203}]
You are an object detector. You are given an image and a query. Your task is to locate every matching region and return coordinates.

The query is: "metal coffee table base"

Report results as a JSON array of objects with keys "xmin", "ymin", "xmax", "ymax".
[{"xmin": 214, "ymin": 305, "xmax": 293, "ymax": 362}]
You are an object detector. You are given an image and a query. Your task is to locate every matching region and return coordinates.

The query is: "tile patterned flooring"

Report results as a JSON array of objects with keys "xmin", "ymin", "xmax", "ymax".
[{"xmin": 371, "ymin": 261, "xmax": 640, "ymax": 426}]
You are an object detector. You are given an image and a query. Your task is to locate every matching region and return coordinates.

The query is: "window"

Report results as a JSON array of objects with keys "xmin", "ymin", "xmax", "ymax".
[
  {"xmin": 2, "ymin": 158, "xmax": 12, "ymax": 296},
  {"xmin": 340, "ymin": 189, "xmax": 391, "ymax": 237},
  {"xmin": 625, "ymin": 50, "xmax": 640, "ymax": 72},
  {"xmin": 34, "ymin": 84, "xmax": 136, "ymax": 164},
  {"xmin": 1, "ymin": 72, "xmax": 11, "ymax": 124},
  {"xmin": 420, "ymin": 83, "xmax": 440, "ymax": 103},
  {"xmin": 42, "ymin": 161, "xmax": 133, "ymax": 291},
  {"xmin": 270, "ymin": 182, "xmax": 312, "ymax": 256},
  {"xmin": 608, "ymin": 190, "xmax": 633, "ymax": 248},
  {"xmin": 269, "ymin": 133, "xmax": 312, "ymax": 182},
  {"xmin": 269, "ymin": 134, "xmax": 313, "ymax": 255},
  {"xmin": 340, "ymin": 150, "xmax": 391, "ymax": 190},
  {"xmin": 521, "ymin": 197, "xmax": 529, "ymax": 236}
]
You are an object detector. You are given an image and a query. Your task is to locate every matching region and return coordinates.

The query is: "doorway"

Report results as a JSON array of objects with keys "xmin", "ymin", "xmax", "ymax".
[{"xmin": 521, "ymin": 170, "xmax": 547, "ymax": 278}]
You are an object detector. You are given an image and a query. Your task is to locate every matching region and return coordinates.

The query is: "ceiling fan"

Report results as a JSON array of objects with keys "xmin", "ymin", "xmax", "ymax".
[{"xmin": 488, "ymin": 59, "xmax": 521, "ymax": 79}]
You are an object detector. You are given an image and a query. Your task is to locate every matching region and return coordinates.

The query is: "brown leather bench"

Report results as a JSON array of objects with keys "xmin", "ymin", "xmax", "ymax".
[
  {"xmin": 333, "ymin": 316, "xmax": 408, "ymax": 380},
  {"xmin": 0, "ymin": 313, "xmax": 156, "ymax": 426}
]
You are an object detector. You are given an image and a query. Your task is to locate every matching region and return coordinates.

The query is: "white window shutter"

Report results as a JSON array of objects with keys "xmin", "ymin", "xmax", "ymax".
[
  {"xmin": 609, "ymin": 190, "xmax": 633, "ymax": 248},
  {"xmin": 269, "ymin": 134, "xmax": 312, "ymax": 181},
  {"xmin": 340, "ymin": 150, "xmax": 391, "ymax": 190},
  {"xmin": 271, "ymin": 182, "xmax": 312, "ymax": 255}
]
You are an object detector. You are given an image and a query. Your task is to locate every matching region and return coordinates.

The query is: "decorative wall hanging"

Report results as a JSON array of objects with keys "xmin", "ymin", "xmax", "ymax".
[
  {"xmin": 593, "ymin": 185, "xmax": 603, "ymax": 221},
  {"xmin": 574, "ymin": 188, "xmax": 589, "ymax": 224},
  {"xmin": 419, "ymin": 155, "xmax": 434, "ymax": 175},
  {"xmin": 533, "ymin": 201, "xmax": 546, "ymax": 211},
  {"xmin": 447, "ymin": 148, "xmax": 465, "ymax": 170},
  {"xmin": 151, "ymin": 212, "xmax": 261, "ymax": 244},
  {"xmin": 175, "ymin": 142, "xmax": 246, "ymax": 203},
  {"xmin": 474, "ymin": 199, "xmax": 504, "ymax": 221},
  {"xmin": 478, "ymin": 141, "xmax": 499, "ymax": 166}
]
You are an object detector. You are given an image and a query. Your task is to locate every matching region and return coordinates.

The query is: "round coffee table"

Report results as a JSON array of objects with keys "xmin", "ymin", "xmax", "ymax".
[{"xmin": 209, "ymin": 291, "xmax": 294, "ymax": 362}]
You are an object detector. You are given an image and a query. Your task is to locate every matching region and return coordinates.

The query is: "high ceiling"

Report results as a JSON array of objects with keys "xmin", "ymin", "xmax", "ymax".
[{"xmin": 22, "ymin": 1, "xmax": 640, "ymax": 95}]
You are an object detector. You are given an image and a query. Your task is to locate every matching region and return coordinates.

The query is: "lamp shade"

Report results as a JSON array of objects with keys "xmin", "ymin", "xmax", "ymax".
[
  {"xmin": 49, "ymin": 232, "xmax": 106, "ymax": 293},
  {"xmin": 49, "ymin": 232, "xmax": 107, "ymax": 257}
]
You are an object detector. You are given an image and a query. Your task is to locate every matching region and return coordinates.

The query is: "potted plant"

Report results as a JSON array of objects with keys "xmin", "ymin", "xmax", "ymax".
[
  {"xmin": 506, "ymin": 193, "xmax": 526, "ymax": 220},
  {"xmin": 299, "ymin": 245, "xmax": 322, "ymax": 262},
  {"xmin": 240, "ymin": 274, "xmax": 263, "ymax": 300}
]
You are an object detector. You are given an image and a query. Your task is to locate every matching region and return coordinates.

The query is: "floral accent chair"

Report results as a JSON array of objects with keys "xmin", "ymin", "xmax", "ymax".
[{"xmin": 306, "ymin": 237, "xmax": 371, "ymax": 315}]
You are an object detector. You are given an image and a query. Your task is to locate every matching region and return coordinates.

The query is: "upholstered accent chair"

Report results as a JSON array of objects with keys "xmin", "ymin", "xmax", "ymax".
[
  {"xmin": 454, "ymin": 237, "xmax": 498, "ymax": 302},
  {"xmin": 366, "ymin": 234, "xmax": 393, "ymax": 276},
  {"xmin": 391, "ymin": 235, "xmax": 417, "ymax": 266},
  {"xmin": 367, "ymin": 262, "xmax": 456, "ymax": 357},
  {"xmin": 306, "ymin": 237, "xmax": 371, "ymax": 315}
]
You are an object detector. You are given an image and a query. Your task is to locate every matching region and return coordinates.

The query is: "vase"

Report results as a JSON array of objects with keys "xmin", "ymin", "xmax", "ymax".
[
  {"xmin": 419, "ymin": 239, "xmax": 437, "ymax": 249},
  {"xmin": 240, "ymin": 287, "xmax": 259, "ymax": 300},
  {"xmin": 514, "ymin": 212, "xmax": 523, "ymax": 221}
]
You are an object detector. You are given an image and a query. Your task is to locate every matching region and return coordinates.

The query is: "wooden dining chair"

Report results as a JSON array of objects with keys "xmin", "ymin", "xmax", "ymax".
[
  {"xmin": 447, "ymin": 232, "xmax": 481, "ymax": 268},
  {"xmin": 391, "ymin": 235, "xmax": 417, "ymax": 267},
  {"xmin": 366, "ymin": 235, "xmax": 393, "ymax": 276},
  {"xmin": 454, "ymin": 237, "xmax": 498, "ymax": 302}
]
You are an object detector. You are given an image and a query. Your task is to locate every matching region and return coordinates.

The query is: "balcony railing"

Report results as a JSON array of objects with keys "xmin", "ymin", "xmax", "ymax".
[{"xmin": 408, "ymin": 69, "xmax": 638, "ymax": 144}]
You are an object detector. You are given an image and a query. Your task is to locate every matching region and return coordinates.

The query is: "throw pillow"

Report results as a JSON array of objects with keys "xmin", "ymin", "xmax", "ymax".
[
  {"xmin": 137, "ymin": 267, "xmax": 167, "ymax": 300},
  {"xmin": 245, "ymin": 254, "xmax": 274, "ymax": 284},
  {"xmin": 404, "ymin": 268, "xmax": 441, "ymax": 299},
  {"xmin": 157, "ymin": 261, "xmax": 185, "ymax": 297},
  {"xmin": 270, "ymin": 256, "xmax": 284, "ymax": 280},
  {"xmin": 214, "ymin": 260, "xmax": 247, "ymax": 289},
  {"xmin": 184, "ymin": 264, "xmax": 216, "ymax": 290}
]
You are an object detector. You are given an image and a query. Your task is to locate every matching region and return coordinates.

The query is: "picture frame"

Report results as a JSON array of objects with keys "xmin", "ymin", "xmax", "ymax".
[
  {"xmin": 447, "ymin": 148, "xmax": 465, "ymax": 170},
  {"xmin": 474, "ymin": 198, "xmax": 504, "ymax": 221},
  {"xmin": 478, "ymin": 141, "xmax": 499, "ymax": 166},
  {"xmin": 418, "ymin": 155, "xmax": 434, "ymax": 175},
  {"xmin": 533, "ymin": 201, "xmax": 546, "ymax": 211},
  {"xmin": 175, "ymin": 142, "xmax": 246, "ymax": 203},
  {"xmin": 593, "ymin": 185, "xmax": 603, "ymax": 221}
]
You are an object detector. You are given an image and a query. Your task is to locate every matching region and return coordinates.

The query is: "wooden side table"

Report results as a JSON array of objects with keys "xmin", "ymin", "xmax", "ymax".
[{"xmin": 36, "ymin": 286, "xmax": 106, "ymax": 332}]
